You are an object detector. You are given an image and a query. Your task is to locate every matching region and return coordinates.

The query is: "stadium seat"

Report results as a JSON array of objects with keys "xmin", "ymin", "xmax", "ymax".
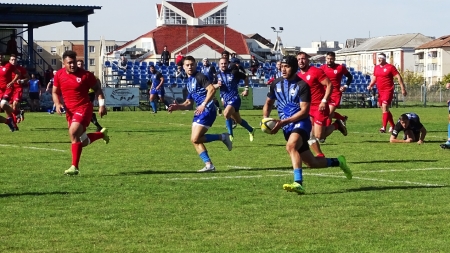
[
  {"xmin": 134, "ymin": 61, "xmax": 140, "ymax": 66},
  {"xmin": 104, "ymin": 61, "xmax": 111, "ymax": 67},
  {"xmin": 170, "ymin": 62, "xmax": 176, "ymax": 67},
  {"xmin": 243, "ymin": 61, "xmax": 250, "ymax": 69},
  {"xmin": 139, "ymin": 80, "xmax": 148, "ymax": 90}
]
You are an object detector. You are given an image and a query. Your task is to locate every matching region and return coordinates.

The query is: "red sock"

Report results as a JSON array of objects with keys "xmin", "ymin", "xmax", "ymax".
[
  {"xmin": 316, "ymin": 153, "xmax": 325, "ymax": 158},
  {"xmin": 326, "ymin": 118, "xmax": 332, "ymax": 126},
  {"xmin": 382, "ymin": 112, "xmax": 388, "ymax": 129},
  {"xmin": 71, "ymin": 142, "xmax": 83, "ymax": 168},
  {"xmin": 332, "ymin": 122, "xmax": 339, "ymax": 130},
  {"xmin": 387, "ymin": 111, "xmax": 395, "ymax": 127},
  {"xmin": 87, "ymin": 132, "xmax": 104, "ymax": 143},
  {"xmin": 333, "ymin": 112, "xmax": 346, "ymax": 121}
]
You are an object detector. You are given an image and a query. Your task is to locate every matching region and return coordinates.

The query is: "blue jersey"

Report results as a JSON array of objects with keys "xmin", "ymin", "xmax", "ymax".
[
  {"xmin": 216, "ymin": 69, "xmax": 247, "ymax": 102},
  {"xmin": 29, "ymin": 79, "xmax": 40, "ymax": 92},
  {"xmin": 392, "ymin": 112, "xmax": 423, "ymax": 137},
  {"xmin": 201, "ymin": 65, "xmax": 216, "ymax": 83},
  {"xmin": 149, "ymin": 71, "xmax": 163, "ymax": 89},
  {"xmin": 186, "ymin": 71, "xmax": 214, "ymax": 109},
  {"xmin": 268, "ymin": 76, "xmax": 311, "ymax": 132}
]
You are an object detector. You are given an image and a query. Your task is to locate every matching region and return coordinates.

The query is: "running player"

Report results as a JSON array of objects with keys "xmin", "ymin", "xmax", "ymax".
[
  {"xmin": 320, "ymin": 52, "xmax": 353, "ymax": 126},
  {"xmin": 390, "ymin": 113, "xmax": 426, "ymax": 144},
  {"xmin": 296, "ymin": 52, "xmax": 347, "ymax": 157},
  {"xmin": 8, "ymin": 55, "xmax": 29, "ymax": 123},
  {"xmin": 368, "ymin": 53, "xmax": 407, "ymax": 133},
  {"xmin": 53, "ymin": 51, "xmax": 109, "ymax": 175},
  {"xmin": 168, "ymin": 56, "xmax": 232, "ymax": 172},
  {"xmin": 441, "ymin": 97, "xmax": 450, "ymax": 149},
  {"xmin": 263, "ymin": 56, "xmax": 352, "ymax": 194},
  {"xmin": 148, "ymin": 65, "xmax": 169, "ymax": 113},
  {"xmin": 201, "ymin": 58, "xmax": 222, "ymax": 115},
  {"xmin": 0, "ymin": 54, "xmax": 19, "ymax": 131},
  {"xmin": 216, "ymin": 57, "xmax": 255, "ymax": 141}
]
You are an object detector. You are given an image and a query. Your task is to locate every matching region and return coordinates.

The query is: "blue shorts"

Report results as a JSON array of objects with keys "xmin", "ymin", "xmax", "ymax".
[
  {"xmin": 192, "ymin": 105, "xmax": 217, "ymax": 128},
  {"xmin": 223, "ymin": 96, "xmax": 241, "ymax": 112},
  {"xmin": 282, "ymin": 118, "xmax": 312, "ymax": 141},
  {"xmin": 150, "ymin": 88, "xmax": 165, "ymax": 97}
]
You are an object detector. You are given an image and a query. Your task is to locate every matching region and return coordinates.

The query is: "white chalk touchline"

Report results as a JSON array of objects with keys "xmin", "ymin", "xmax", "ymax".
[
  {"xmin": 0, "ymin": 144, "xmax": 66, "ymax": 152},
  {"xmin": 306, "ymin": 167, "xmax": 450, "ymax": 175}
]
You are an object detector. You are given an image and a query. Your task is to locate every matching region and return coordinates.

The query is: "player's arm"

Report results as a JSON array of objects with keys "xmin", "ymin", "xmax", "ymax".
[
  {"xmin": 389, "ymin": 124, "xmax": 407, "ymax": 143},
  {"xmin": 21, "ymin": 72, "xmax": 30, "ymax": 86},
  {"xmin": 394, "ymin": 72, "xmax": 407, "ymax": 96},
  {"xmin": 418, "ymin": 125, "xmax": 427, "ymax": 144},
  {"xmin": 368, "ymin": 75, "xmax": 377, "ymax": 90},
  {"xmin": 8, "ymin": 69, "xmax": 20, "ymax": 88},
  {"xmin": 46, "ymin": 81, "xmax": 52, "ymax": 92},
  {"xmin": 319, "ymin": 76, "xmax": 333, "ymax": 110},
  {"xmin": 341, "ymin": 72, "xmax": 353, "ymax": 92},
  {"xmin": 170, "ymin": 97, "xmax": 192, "ymax": 111},
  {"xmin": 156, "ymin": 74, "xmax": 164, "ymax": 90},
  {"xmin": 92, "ymin": 76, "xmax": 107, "ymax": 117},
  {"xmin": 241, "ymin": 74, "xmax": 249, "ymax": 96},
  {"xmin": 51, "ymin": 78, "xmax": 64, "ymax": 115}
]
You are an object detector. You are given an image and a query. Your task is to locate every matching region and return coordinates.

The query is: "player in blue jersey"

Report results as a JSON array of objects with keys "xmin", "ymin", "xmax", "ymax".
[
  {"xmin": 149, "ymin": 65, "xmax": 169, "ymax": 113},
  {"xmin": 217, "ymin": 57, "xmax": 255, "ymax": 141},
  {"xmin": 263, "ymin": 56, "xmax": 352, "ymax": 194},
  {"xmin": 168, "ymin": 56, "xmax": 233, "ymax": 172},
  {"xmin": 390, "ymin": 113, "xmax": 426, "ymax": 144},
  {"xmin": 201, "ymin": 58, "xmax": 222, "ymax": 115},
  {"xmin": 442, "ymin": 99, "xmax": 450, "ymax": 149}
]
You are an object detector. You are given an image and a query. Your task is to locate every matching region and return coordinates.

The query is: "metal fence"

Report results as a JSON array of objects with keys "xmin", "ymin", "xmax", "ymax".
[{"xmin": 395, "ymin": 84, "xmax": 450, "ymax": 107}]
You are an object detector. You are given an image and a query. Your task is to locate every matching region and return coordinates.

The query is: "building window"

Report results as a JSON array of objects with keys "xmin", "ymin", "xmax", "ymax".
[
  {"xmin": 89, "ymin": 58, "xmax": 95, "ymax": 66},
  {"xmin": 51, "ymin": 59, "xmax": 57, "ymax": 65},
  {"xmin": 37, "ymin": 46, "xmax": 43, "ymax": 53},
  {"xmin": 418, "ymin": 52, "xmax": 424, "ymax": 60},
  {"xmin": 106, "ymin": 45, "xmax": 116, "ymax": 53},
  {"xmin": 89, "ymin": 46, "xmax": 95, "ymax": 53},
  {"xmin": 50, "ymin": 47, "xmax": 57, "ymax": 54},
  {"xmin": 38, "ymin": 59, "xmax": 43, "ymax": 65},
  {"xmin": 64, "ymin": 46, "xmax": 69, "ymax": 52},
  {"xmin": 204, "ymin": 7, "xmax": 227, "ymax": 24},
  {"xmin": 163, "ymin": 7, "xmax": 187, "ymax": 24}
]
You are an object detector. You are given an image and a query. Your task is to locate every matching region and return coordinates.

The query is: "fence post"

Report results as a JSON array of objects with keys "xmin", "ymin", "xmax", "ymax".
[{"xmin": 423, "ymin": 81, "xmax": 427, "ymax": 107}]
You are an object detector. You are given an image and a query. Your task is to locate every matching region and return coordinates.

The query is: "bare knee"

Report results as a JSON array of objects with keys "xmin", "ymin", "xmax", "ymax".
[{"xmin": 285, "ymin": 142, "xmax": 297, "ymax": 153}]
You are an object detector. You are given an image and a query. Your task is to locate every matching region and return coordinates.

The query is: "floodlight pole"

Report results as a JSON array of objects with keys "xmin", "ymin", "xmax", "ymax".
[{"xmin": 271, "ymin": 27, "xmax": 283, "ymax": 61}]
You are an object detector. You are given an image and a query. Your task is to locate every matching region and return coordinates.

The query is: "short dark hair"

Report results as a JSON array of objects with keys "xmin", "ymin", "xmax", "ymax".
[
  {"xmin": 326, "ymin": 52, "xmax": 336, "ymax": 57},
  {"xmin": 77, "ymin": 59, "xmax": 84, "ymax": 64},
  {"xmin": 9, "ymin": 54, "xmax": 16, "ymax": 58},
  {"xmin": 184, "ymin": 55, "xmax": 196, "ymax": 64},
  {"xmin": 222, "ymin": 50, "xmax": 230, "ymax": 57},
  {"xmin": 399, "ymin": 114, "xmax": 409, "ymax": 121},
  {"xmin": 296, "ymin": 51, "xmax": 310, "ymax": 58},
  {"xmin": 62, "ymin": 50, "xmax": 77, "ymax": 60}
]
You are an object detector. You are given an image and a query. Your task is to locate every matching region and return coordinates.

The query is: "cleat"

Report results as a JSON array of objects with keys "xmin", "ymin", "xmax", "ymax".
[
  {"xmin": 100, "ymin": 128, "xmax": 110, "ymax": 144},
  {"xmin": 229, "ymin": 135, "xmax": 234, "ymax": 142},
  {"xmin": 249, "ymin": 128, "xmax": 255, "ymax": 142},
  {"xmin": 16, "ymin": 113, "xmax": 22, "ymax": 123},
  {"xmin": 6, "ymin": 117, "xmax": 15, "ymax": 132},
  {"xmin": 343, "ymin": 116, "xmax": 348, "ymax": 125},
  {"xmin": 337, "ymin": 155, "xmax": 352, "ymax": 179},
  {"xmin": 319, "ymin": 138, "xmax": 326, "ymax": 143},
  {"xmin": 388, "ymin": 126, "xmax": 393, "ymax": 133},
  {"xmin": 440, "ymin": 143, "xmax": 450, "ymax": 149},
  {"xmin": 96, "ymin": 127, "xmax": 103, "ymax": 132},
  {"xmin": 336, "ymin": 119, "xmax": 347, "ymax": 136},
  {"xmin": 222, "ymin": 133, "xmax": 233, "ymax": 151},
  {"xmin": 197, "ymin": 164, "xmax": 216, "ymax": 172},
  {"xmin": 64, "ymin": 165, "xmax": 79, "ymax": 176},
  {"xmin": 379, "ymin": 127, "xmax": 386, "ymax": 133},
  {"xmin": 283, "ymin": 182, "xmax": 305, "ymax": 195},
  {"xmin": 232, "ymin": 119, "xmax": 237, "ymax": 129},
  {"xmin": 218, "ymin": 108, "xmax": 222, "ymax": 116},
  {"xmin": 20, "ymin": 110, "xmax": 25, "ymax": 122}
]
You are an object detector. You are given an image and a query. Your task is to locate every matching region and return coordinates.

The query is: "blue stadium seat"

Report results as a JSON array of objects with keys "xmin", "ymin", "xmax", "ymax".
[
  {"xmin": 170, "ymin": 62, "xmax": 176, "ymax": 67},
  {"xmin": 127, "ymin": 61, "xmax": 133, "ymax": 66},
  {"xmin": 243, "ymin": 61, "xmax": 250, "ymax": 69},
  {"xmin": 139, "ymin": 80, "xmax": 148, "ymax": 90},
  {"xmin": 211, "ymin": 62, "xmax": 217, "ymax": 68},
  {"xmin": 140, "ymin": 74, "xmax": 148, "ymax": 79},
  {"xmin": 104, "ymin": 61, "xmax": 111, "ymax": 67},
  {"xmin": 239, "ymin": 79, "xmax": 245, "ymax": 87}
]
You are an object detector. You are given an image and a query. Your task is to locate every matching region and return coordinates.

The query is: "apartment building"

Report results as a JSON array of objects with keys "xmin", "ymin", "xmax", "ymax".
[{"xmin": 414, "ymin": 35, "xmax": 450, "ymax": 85}]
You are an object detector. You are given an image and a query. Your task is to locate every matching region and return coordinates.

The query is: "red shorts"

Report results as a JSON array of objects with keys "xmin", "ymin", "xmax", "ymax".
[
  {"xmin": 310, "ymin": 104, "xmax": 330, "ymax": 126},
  {"xmin": 10, "ymin": 87, "xmax": 23, "ymax": 102},
  {"xmin": 0, "ymin": 86, "xmax": 12, "ymax": 100},
  {"xmin": 378, "ymin": 91, "xmax": 393, "ymax": 106},
  {"xmin": 329, "ymin": 92, "xmax": 342, "ymax": 107},
  {"xmin": 65, "ymin": 106, "xmax": 93, "ymax": 132}
]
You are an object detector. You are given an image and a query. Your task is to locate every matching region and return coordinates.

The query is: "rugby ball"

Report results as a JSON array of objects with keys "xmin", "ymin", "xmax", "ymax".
[{"xmin": 260, "ymin": 118, "xmax": 277, "ymax": 134}]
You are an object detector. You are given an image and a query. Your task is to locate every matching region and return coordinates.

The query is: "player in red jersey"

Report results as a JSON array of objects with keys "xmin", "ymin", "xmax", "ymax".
[
  {"xmin": 320, "ymin": 52, "xmax": 353, "ymax": 127},
  {"xmin": 8, "ymin": 55, "xmax": 29, "ymax": 123},
  {"xmin": 53, "ymin": 51, "xmax": 109, "ymax": 175},
  {"xmin": 0, "ymin": 54, "xmax": 20, "ymax": 131},
  {"xmin": 296, "ymin": 52, "xmax": 347, "ymax": 157},
  {"xmin": 367, "ymin": 53, "xmax": 407, "ymax": 133}
]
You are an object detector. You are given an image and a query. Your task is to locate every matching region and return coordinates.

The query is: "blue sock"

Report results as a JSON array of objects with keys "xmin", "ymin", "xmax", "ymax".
[
  {"xmin": 52, "ymin": 105, "xmax": 56, "ymax": 112},
  {"xmin": 225, "ymin": 119, "xmax": 234, "ymax": 136},
  {"xmin": 205, "ymin": 134, "xmax": 220, "ymax": 143},
  {"xmin": 447, "ymin": 123, "xmax": 450, "ymax": 142},
  {"xmin": 240, "ymin": 119, "xmax": 254, "ymax": 132},
  {"xmin": 294, "ymin": 168, "xmax": 302, "ymax": 183},
  {"xmin": 199, "ymin": 151, "xmax": 211, "ymax": 163},
  {"xmin": 326, "ymin": 158, "xmax": 340, "ymax": 167},
  {"xmin": 150, "ymin": 101, "xmax": 157, "ymax": 112}
]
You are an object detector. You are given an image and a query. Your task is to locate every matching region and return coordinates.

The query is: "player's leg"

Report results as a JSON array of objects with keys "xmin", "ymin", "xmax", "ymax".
[
  {"xmin": 300, "ymin": 149, "xmax": 352, "ymax": 179},
  {"xmin": 0, "ymin": 114, "xmax": 15, "ymax": 132},
  {"xmin": 323, "ymin": 118, "xmax": 347, "ymax": 137},
  {"xmin": 213, "ymin": 98, "xmax": 222, "ymax": 115},
  {"xmin": 282, "ymin": 129, "xmax": 306, "ymax": 194},
  {"xmin": 65, "ymin": 120, "xmax": 85, "ymax": 175},
  {"xmin": 441, "ymin": 111, "xmax": 450, "ymax": 148},
  {"xmin": 328, "ymin": 94, "xmax": 347, "ymax": 125},
  {"xmin": 223, "ymin": 103, "xmax": 236, "ymax": 139},
  {"xmin": 149, "ymin": 92, "xmax": 157, "ymax": 113},
  {"xmin": 230, "ymin": 98, "xmax": 255, "ymax": 141},
  {"xmin": 1, "ymin": 95, "xmax": 18, "ymax": 129}
]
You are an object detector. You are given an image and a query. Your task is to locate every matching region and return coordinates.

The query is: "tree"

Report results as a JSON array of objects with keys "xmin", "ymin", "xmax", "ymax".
[
  {"xmin": 442, "ymin": 73, "xmax": 450, "ymax": 86},
  {"xmin": 397, "ymin": 69, "xmax": 424, "ymax": 86}
]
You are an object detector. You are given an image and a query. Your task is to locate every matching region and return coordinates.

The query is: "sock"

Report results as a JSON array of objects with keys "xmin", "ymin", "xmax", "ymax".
[
  {"xmin": 448, "ymin": 123, "xmax": 450, "ymax": 140},
  {"xmin": 382, "ymin": 112, "xmax": 388, "ymax": 129},
  {"xmin": 205, "ymin": 134, "xmax": 220, "ymax": 143},
  {"xmin": 87, "ymin": 132, "xmax": 103, "ymax": 143},
  {"xmin": 240, "ymin": 119, "xmax": 254, "ymax": 132},
  {"xmin": 225, "ymin": 118, "xmax": 234, "ymax": 136},
  {"xmin": 326, "ymin": 158, "xmax": 340, "ymax": 167},
  {"xmin": 294, "ymin": 168, "xmax": 303, "ymax": 184},
  {"xmin": 333, "ymin": 112, "xmax": 346, "ymax": 121},
  {"xmin": 387, "ymin": 111, "xmax": 395, "ymax": 127},
  {"xmin": 199, "ymin": 151, "xmax": 211, "ymax": 163},
  {"xmin": 326, "ymin": 118, "xmax": 332, "ymax": 126},
  {"xmin": 52, "ymin": 105, "xmax": 56, "ymax": 112},
  {"xmin": 150, "ymin": 101, "xmax": 157, "ymax": 112},
  {"xmin": 316, "ymin": 153, "xmax": 325, "ymax": 158},
  {"xmin": 214, "ymin": 99, "xmax": 220, "ymax": 107},
  {"xmin": 71, "ymin": 142, "xmax": 83, "ymax": 168},
  {"xmin": 332, "ymin": 122, "xmax": 339, "ymax": 130}
]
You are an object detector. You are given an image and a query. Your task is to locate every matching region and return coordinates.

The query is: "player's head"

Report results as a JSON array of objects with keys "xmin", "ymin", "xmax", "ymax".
[
  {"xmin": 9, "ymin": 54, "xmax": 17, "ymax": 65},
  {"xmin": 149, "ymin": 65, "xmax": 156, "ymax": 73},
  {"xmin": 163, "ymin": 45, "xmax": 167, "ymax": 51},
  {"xmin": 183, "ymin": 55, "xmax": 196, "ymax": 76},
  {"xmin": 399, "ymin": 114, "xmax": 410, "ymax": 128},
  {"xmin": 221, "ymin": 50, "xmax": 230, "ymax": 59},
  {"xmin": 281, "ymin": 56, "xmax": 298, "ymax": 80},
  {"xmin": 377, "ymin": 53, "xmax": 387, "ymax": 65},
  {"xmin": 202, "ymin": 58, "xmax": 209, "ymax": 66},
  {"xmin": 276, "ymin": 60, "xmax": 281, "ymax": 70},
  {"xmin": 62, "ymin": 50, "xmax": 78, "ymax": 73},
  {"xmin": 31, "ymin": 73, "xmax": 36, "ymax": 79},
  {"xmin": 219, "ymin": 57, "xmax": 228, "ymax": 71},
  {"xmin": 296, "ymin": 51, "xmax": 310, "ymax": 71},
  {"xmin": 76, "ymin": 59, "xmax": 84, "ymax": 69},
  {"xmin": 326, "ymin": 52, "xmax": 336, "ymax": 67}
]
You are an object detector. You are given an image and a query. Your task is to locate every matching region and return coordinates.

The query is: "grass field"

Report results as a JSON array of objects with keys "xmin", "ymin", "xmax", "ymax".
[{"xmin": 1, "ymin": 107, "xmax": 450, "ymax": 253}]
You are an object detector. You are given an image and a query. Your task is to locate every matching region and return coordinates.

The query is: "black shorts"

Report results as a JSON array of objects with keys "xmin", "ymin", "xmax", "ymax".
[
  {"xmin": 29, "ymin": 92, "xmax": 39, "ymax": 100},
  {"xmin": 89, "ymin": 93, "xmax": 95, "ymax": 103},
  {"xmin": 403, "ymin": 131, "xmax": 420, "ymax": 141},
  {"xmin": 284, "ymin": 128, "xmax": 310, "ymax": 154}
]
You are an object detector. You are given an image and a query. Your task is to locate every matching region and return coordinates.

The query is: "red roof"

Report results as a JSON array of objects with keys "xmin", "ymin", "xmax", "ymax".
[
  {"xmin": 156, "ymin": 4, "xmax": 161, "ymax": 17},
  {"xmin": 114, "ymin": 25, "xmax": 249, "ymax": 56},
  {"xmin": 192, "ymin": 2, "xmax": 224, "ymax": 17},
  {"xmin": 167, "ymin": 1, "xmax": 194, "ymax": 17},
  {"xmin": 416, "ymin": 35, "xmax": 450, "ymax": 49}
]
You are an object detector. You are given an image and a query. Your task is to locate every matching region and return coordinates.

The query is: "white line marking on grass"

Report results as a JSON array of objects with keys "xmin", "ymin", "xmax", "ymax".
[
  {"xmin": 0, "ymin": 144, "xmax": 66, "ymax": 152},
  {"xmin": 227, "ymin": 165, "xmax": 253, "ymax": 169},
  {"xmin": 303, "ymin": 167, "xmax": 450, "ymax": 175}
]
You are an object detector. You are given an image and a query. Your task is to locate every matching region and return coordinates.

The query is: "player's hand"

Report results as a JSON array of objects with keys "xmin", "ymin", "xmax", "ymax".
[
  {"xmin": 401, "ymin": 89, "xmax": 407, "ymax": 96},
  {"xmin": 340, "ymin": 86, "xmax": 347, "ymax": 92},
  {"xmin": 55, "ymin": 104, "xmax": 64, "ymax": 115},
  {"xmin": 319, "ymin": 102, "xmax": 326, "ymax": 111},
  {"xmin": 270, "ymin": 120, "xmax": 283, "ymax": 135},
  {"xmin": 367, "ymin": 85, "xmax": 372, "ymax": 90},
  {"xmin": 405, "ymin": 138, "xmax": 413, "ymax": 143},
  {"xmin": 168, "ymin": 103, "xmax": 178, "ymax": 113},
  {"xmin": 241, "ymin": 89, "xmax": 249, "ymax": 97},
  {"xmin": 98, "ymin": 106, "xmax": 107, "ymax": 118},
  {"xmin": 6, "ymin": 82, "xmax": 12, "ymax": 88},
  {"xmin": 417, "ymin": 140, "xmax": 424, "ymax": 145},
  {"xmin": 195, "ymin": 104, "xmax": 205, "ymax": 115}
]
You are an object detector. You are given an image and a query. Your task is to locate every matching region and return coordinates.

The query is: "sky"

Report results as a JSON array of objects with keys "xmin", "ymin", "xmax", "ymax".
[{"xmin": 4, "ymin": 0, "xmax": 450, "ymax": 48}]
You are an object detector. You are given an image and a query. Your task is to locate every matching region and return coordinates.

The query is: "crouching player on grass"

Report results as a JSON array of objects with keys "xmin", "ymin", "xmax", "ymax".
[
  {"xmin": 263, "ymin": 56, "xmax": 352, "ymax": 195},
  {"xmin": 390, "ymin": 113, "xmax": 426, "ymax": 144},
  {"xmin": 53, "ymin": 51, "xmax": 109, "ymax": 175}
]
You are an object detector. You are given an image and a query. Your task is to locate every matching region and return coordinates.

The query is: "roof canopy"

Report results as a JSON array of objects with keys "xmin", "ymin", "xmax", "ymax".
[{"xmin": 0, "ymin": 3, "xmax": 101, "ymax": 28}]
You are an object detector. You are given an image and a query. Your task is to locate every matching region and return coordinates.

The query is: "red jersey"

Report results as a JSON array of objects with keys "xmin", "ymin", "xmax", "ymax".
[
  {"xmin": 373, "ymin": 63, "xmax": 399, "ymax": 92},
  {"xmin": 0, "ymin": 63, "xmax": 16, "ymax": 88},
  {"xmin": 54, "ymin": 68, "xmax": 97, "ymax": 111},
  {"xmin": 320, "ymin": 64, "xmax": 349, "ymax": 93},
  {"xmin": 297, "ymin": 66, "xmax": 327, "ymax": 105},
  {"xmin": 12, "ymin": 66, "xmax": 27, "ymax": 89}
]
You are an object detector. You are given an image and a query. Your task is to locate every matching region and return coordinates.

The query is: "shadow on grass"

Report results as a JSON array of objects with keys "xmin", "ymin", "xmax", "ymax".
[
  {"xmin": 352, "ymin": 159, "xmax": 437, "ymax": 164},
  {"xmin": 110, "ymin": 166, "xmax": 293, "ymax": 176},
  {"xmin": 29, "ymin": 141, "xmax": 70, "ymax": 144},
  {"xmin": 312, "ymin": 185, "xmax": 447, "ymax": 195},
  {"xmin": 31, "ymin": 128, "xmax": 67, "ymax": 131},
  {"xmin": 0, "ymin": 191, "xmax": 85, "ymax": 198}
]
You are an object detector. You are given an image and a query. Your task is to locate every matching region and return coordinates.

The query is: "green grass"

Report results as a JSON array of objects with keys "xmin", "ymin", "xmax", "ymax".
[{"xmin": 1, "ymin": 107, "xmax": 450, "ymax": 253}]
